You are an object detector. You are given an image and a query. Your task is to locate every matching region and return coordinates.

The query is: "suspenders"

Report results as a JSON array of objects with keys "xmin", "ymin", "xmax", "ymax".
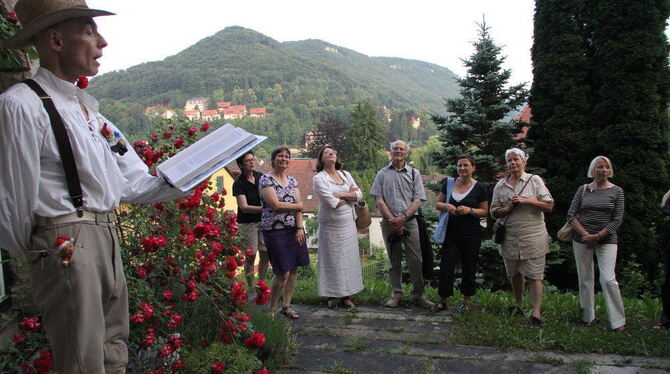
[{"xmin": 23, "ymin": 79, "xmax": 85, "ymax": 217}]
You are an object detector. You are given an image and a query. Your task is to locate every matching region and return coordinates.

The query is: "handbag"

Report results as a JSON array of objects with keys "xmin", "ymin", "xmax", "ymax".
[
  {"xmin": 492, "ymin": 175, "xmax": 535, "ymax": 245},
  {"xmin": 354, "ymin": 201, "xmax": 372, "ymax": 230},
  {"xmin": 492, "ymin": 220, "xmax": 507, "ymax": 244},
  {"xmin": 338, "ymin": 170, "xmax": 371, "ymax": 230},
  {"xmin": 432, "ymin": 177, "xmax": 455, "ymax": 244},
  {"xmin": 557, "ymin": 184, "xmax": 588, "ymax": 242}
]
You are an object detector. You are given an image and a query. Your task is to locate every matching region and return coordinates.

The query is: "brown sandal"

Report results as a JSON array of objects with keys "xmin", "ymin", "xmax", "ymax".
[{"xmin": 281, "ymin": 306, "xmax": 300, "ymax": 319}]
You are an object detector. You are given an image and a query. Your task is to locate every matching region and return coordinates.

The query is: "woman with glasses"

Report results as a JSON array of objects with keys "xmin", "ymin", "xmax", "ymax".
[{"xmin": 233, "ymin": 151, "xmax": 270, "ymax": 293}]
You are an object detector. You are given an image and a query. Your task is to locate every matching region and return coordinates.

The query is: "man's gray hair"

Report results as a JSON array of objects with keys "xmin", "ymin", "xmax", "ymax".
[
  {"xmin": 505, "ymin": 147, "xmax": 528, "ymax": 162},
  {"xmin": 390, "ymin": 140, "xmax": 408, "ymax": 151}
]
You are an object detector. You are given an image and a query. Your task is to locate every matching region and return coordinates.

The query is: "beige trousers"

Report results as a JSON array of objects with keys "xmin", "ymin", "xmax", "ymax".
[
  {"xmin": 381, "ymin": 219, "xmax": 425, "ymax": 298},
  {"xmin": 573, "ymin": 241, "xmax": 626, "ymax": 329},
  {"xmin": 27, "ymin": 219, "xmax": 128, "ymax": 374}
]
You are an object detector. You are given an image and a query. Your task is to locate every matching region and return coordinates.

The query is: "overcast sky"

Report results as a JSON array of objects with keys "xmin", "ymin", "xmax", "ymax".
[{"xmin": 88, "ymin": 0, "xmax": 536, "ymax": 85}]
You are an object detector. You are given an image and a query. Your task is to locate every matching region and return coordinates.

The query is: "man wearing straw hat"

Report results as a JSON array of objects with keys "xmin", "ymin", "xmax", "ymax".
[{"xmin": 0, "ymin": 1, "xmax": 188, "ymax": 372}]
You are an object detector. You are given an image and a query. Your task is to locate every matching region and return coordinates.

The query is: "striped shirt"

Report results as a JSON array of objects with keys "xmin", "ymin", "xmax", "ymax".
[{"xmin": 566, "ymin": 185, "xmax": 625, "ymax": 244}]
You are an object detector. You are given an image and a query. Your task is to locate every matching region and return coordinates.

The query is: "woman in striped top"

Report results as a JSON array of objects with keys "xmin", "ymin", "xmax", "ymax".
[{"xmin": 566, "ymin": 156, "xmax": 625, "ymax": 331}]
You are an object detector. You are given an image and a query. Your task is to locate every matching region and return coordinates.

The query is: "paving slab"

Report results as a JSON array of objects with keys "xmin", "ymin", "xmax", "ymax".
[
  {"xmin": 282, "ymin": 304, "xmax": 670, "ymax": 374},
  {"xmin": 431, "ymin": 359, "xmax": 577, "ymax": 374},
  {"xmin": 588, "ymin": 367, "xmax": 668, "ymax": 374},
  {"xmin": 289, "ymin": 346, "xmax": 429, "ymax": 374}
]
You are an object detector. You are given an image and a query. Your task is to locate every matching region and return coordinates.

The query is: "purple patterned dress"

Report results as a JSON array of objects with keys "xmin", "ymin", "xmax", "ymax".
[{"xmin": 258, "ymin": 174, "xmax": 309, "ymax": 274}]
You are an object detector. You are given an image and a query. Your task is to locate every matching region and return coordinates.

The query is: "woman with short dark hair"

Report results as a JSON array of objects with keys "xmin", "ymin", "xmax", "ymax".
[
  {"xmin": 233, "ymin": 150, "xmax": 269, "ymax": 292},
  {"xmin": 432, "ymin": 155, "xmax": 488, "ymax": 313},
  {"xmin": 259, "ymin": 146, "xmax": 309, "ymax": 319}
]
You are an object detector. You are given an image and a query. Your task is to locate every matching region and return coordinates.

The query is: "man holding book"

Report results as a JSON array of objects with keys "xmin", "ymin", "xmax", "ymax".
[{"xmin": 0, "ymin": 1, "xmax": 189, "ymax": 372}]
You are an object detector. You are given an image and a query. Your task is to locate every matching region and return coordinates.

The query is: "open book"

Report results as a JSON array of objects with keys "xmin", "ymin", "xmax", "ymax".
[{"xmin": 156, "ymin": 123, "xmax": 266, "ymax": 191}]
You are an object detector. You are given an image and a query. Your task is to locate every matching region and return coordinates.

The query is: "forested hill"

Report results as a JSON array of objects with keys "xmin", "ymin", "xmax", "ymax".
[
  {"xmin": 89, "ymin": 26, "xmax": 458, "ymax": 110},
  {"xmin": 87, "ymin": 26, "xmax": 459, "ymax": 139}
]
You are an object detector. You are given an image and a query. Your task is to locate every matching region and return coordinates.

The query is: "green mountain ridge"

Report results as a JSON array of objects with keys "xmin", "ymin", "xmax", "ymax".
[
  {"xmin": 89, "ymin": 26, "xmax": 458, "ymax": 111},
  {"xmin": 87, "ymin": 26, "xmax": 460, "ymax": 141}
]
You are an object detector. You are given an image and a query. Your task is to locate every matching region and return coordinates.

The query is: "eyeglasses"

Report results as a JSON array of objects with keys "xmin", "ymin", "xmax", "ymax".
[
  {"xmin": 323, "ymin": 150, "xmax": 337, "ymax": 155},
  {"xmin": 242, "ymin": 158, "xmax": 256, "ymax": 163}
]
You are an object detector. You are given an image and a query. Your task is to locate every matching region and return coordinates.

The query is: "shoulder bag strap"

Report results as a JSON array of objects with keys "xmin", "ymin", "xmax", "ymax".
[
  {"xmin": 23, "ymin": 79, "xmax": 84, "ymax": 217},
  {"xmin": 500, "ymin": 174, "xmax": 535, "ymax": 225}
]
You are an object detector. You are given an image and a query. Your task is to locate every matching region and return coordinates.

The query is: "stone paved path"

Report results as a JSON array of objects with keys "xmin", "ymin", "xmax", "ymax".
[{"xmin": 278, "ymin": 304, "xmax": 670, "ymax": 374}]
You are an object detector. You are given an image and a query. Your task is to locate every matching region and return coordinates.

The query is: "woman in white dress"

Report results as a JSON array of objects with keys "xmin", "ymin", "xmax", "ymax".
[{"xmin": 312, "ymin": 146, "xmax": 364, "ymax": 309}]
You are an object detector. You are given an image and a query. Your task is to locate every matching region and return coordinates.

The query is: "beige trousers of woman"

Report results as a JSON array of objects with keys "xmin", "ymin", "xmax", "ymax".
[{"xmin": 573, "ymin": 241, "xmax": 626, "ymax": 329}]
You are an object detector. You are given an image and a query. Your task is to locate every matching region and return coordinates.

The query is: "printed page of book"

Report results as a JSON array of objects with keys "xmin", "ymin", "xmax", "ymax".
[
  {"xmin": 176, "ymin": 135, "xmax": 267, "ymax": 191},
  {"xmin": 157, "ymin": 124, "xmax": 235, "ymax": 181},
  {"xmin": 156, "ymin": 124, "xmax": 265, "ymax": 190}
]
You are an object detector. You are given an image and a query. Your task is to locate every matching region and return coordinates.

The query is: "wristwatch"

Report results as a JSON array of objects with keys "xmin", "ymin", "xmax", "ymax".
[{"xmin": 296, "ymin": 226, "xmax": 305, "ymax": 231}]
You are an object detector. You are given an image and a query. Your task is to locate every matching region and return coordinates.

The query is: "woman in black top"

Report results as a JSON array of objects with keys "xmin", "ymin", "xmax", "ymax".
[
  {"xmin": 432, "ymin": 155, "xmax": 488, "ymax": 312},
  {"xmin": 233, "ymin": 151, "xmax": 270, "ymax": 290}
]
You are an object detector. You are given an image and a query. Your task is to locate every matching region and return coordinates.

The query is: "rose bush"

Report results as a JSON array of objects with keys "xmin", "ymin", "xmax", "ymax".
[{"xmin": 1, "ymin": 118, "xmax": 276, "ymax": 373}]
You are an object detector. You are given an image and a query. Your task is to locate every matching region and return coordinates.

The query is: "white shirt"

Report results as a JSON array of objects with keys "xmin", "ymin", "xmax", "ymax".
[{"xmin": 0, "ymin": 68, "xmax": 187, "ymax": 258}]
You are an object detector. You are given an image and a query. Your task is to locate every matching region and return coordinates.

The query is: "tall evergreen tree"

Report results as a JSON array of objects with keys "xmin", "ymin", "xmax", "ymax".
[
  {"xmin": 528, "ymin": 0, "xmax": 593, "ymax": 233},
  {"xmin": 529, "ymin": 0, "xmax": 670, "ymax": 283},
  {"xmin": 345, "ymin": 102, "xmax": 387, "ymax": 172},
  {"xmin": 431, "ymin": 21, "xmax": 528, "ymax": 186}
]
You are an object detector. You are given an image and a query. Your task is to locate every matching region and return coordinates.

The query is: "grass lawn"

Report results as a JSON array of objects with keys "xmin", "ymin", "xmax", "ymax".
[{"xmin": 290, "ymin": 269, "xmax": 670, "ymax": 357}]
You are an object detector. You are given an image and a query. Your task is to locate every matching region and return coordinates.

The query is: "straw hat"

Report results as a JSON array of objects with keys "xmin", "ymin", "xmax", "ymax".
[{"xmin": 2, "ymin": 0, "xmax": 114, "ymax": 49}]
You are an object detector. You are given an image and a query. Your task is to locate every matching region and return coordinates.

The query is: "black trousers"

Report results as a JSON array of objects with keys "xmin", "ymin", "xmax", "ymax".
[
  {"xmin": 437, "ymin": 229, "xmax": 481, "ymax": 298},
  {"xmin": 660, "ymin": 220, "xmax": 670, "ymax": 326}
]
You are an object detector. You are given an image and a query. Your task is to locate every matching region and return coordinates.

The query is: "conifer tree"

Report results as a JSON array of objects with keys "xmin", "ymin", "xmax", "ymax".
[
  {"xmin": 529, "ymin": 0, "xmax": 670, "ymax": 283},
  {"xmin": 527, "ymin": 0, "xmax": 593, "ymax": 232},
  {"xmin": 345, "ymin": 102, "xmax": 387, "ymax": 172},
  {"xmin": 431, "ymin": 20, "xmax": 527, "ymax": 186}
]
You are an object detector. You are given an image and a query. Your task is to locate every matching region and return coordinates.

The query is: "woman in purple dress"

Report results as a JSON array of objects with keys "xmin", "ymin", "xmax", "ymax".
[{"xmin": 259, "ymin": 146, "xmax": 309, "ymax": 319}]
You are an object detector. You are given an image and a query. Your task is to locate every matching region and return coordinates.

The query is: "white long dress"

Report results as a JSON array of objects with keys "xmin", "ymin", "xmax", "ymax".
[{"xmin": 313, "ymin": 170, "xmax": 364, "ymax": 297}]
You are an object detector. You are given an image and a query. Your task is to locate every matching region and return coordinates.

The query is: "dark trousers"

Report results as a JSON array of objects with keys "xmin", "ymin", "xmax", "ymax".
[
  {"xmin": 660, "ymin": 220, "xmax": 670, "ymax": 326},
  {"xmin": 437, "ymin": 229, "xmax": 481, "ymax": 298}
]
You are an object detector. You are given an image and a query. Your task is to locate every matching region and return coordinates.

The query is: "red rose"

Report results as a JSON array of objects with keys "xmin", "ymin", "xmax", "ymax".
[
  {"xmin": 172, "ymin": 360, "xmax": 185, "ymax": 371},
  {"xmin": 157, "ymin": 343, "xmax": 173, "ymax": 358},
  {"xmin": 6, "ymin": 12, "xmax": 18, "ymax": 25},
  {"xmin": 137, "ymin": 266, "xmax": 148, "ymax": 279},
  {"xmin": 76, "ymin": 76, "xmax": 88, "ymax": 89},
  {"xmin": 243, "ymin": 332, "xmax": 266, "ymax": 349},
  {"xmin": 11, "ymin": 333, "xmax": 26, "ymax": 344},
  {"xmin": 174, "ymin": 136, "xmax": 184, "ymax": 149},
  {"xmin": 163, "ymin": 131, "xmax": 173, "ymax": 139},
  {"xmin": 163, "ymin": 290, "xmax": 173, "ymax": 301},
  {"xmin": 210, "ymin": 362, "xmax": 225, "ymax": 373},
  {"xmin": 256, "ymin": 368, "xmax": 269, "ymax": 374},
  {"xmin": 33, "ymin": 350, "xmax": 53, "ymax": 374},
  {"xmin": 187, "ymin": 127, "xmax": 197, "ymax": 136},
  {"xmin": 200, "ymin": 122, "xmax": 210, "ymax": 132},
  {"xmin": 169, "ymin": 334, "xmax": 183, "ymax": 349},
  {"xmin": 226, "ymin": 256, "xmax": 238, "ymax": 272},
  {"xmin": 130, "ymin": 314, "xmax": 145, "ymax": 324},
  {"xmin": 20, "ymin": 317, "xmax": 41, "ymax": 332}
]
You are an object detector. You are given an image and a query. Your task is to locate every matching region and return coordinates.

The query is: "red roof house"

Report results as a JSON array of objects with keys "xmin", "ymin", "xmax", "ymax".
[
  {"xmin": 514, "ymin": 105, "xmax": 533, "ymax": 139},
  {"xmin": 184, "ymin": 110, "xmax": 201, "ymax": 120},
  {"xmin": 249, "ymin": 108, "xmax": 267, "ymax": 118}
]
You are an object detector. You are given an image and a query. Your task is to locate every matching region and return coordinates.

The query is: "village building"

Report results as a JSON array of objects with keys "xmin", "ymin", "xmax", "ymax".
[
  {"xmin": 249, "ymin": 108, "xmax": 267, "ymax": 118},
  {"xmin": 184, "ymin": 97, "xmax": 209, "ymax": 111},
  {"xmin": 201, "ymin": 109, "xmax": 221, "ymax": 121},
  {"xmin": 184, "ymin": 110, "xmax": 201, "ymax": 121}
]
